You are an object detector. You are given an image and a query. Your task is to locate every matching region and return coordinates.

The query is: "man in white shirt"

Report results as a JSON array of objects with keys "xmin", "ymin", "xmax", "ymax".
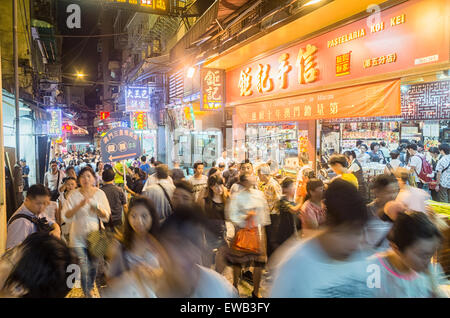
[
  {"xmin": 188, "ymin": 162, "xmax": 208, "ymax": 201},
  {"xmin": 44, "ymin": 160, "xmax": 65, "ymax": 193},
  {"xmin": 406, "ymin": 143, "xmax": 424, "ymax": 188},
  {"xmin": 6, "ymin": 184, "xmax": 60, "ymax": 250},
  {"xmin": 216, "ymin": 150, "xmax": 230, "ymax": 169}
]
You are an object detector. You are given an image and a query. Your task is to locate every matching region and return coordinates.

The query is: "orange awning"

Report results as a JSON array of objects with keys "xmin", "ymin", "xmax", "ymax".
[{"xmin": 235, "ymin": 79, "xmax": 401, "ymax": 124}]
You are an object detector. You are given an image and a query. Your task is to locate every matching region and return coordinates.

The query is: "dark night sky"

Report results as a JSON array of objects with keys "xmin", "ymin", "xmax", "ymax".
[{"xmin": 57, "ymin": 0, "xmax": 104, "ymax": 108}]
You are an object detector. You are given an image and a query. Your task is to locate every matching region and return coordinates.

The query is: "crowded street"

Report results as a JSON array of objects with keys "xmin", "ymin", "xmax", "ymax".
[{"xmin": 1, "ymin": 0, "xmax": 450, "ymax": 300}]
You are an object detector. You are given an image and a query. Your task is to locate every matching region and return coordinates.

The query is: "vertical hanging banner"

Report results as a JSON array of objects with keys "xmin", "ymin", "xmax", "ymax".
[
  {"xmin": 48, "ymin": 109, "xmax": 62, "ymax": 136},
  {"xmin": 130, "ymin": 112, "xmax": 149, "ymax": 131},
  {"xmin": 100, "ymin": 127, "xmax": 142, "ymax": 163},
  {"xmin": 200, "ymin": 68, "xmax": 225, "ymax": 111},
  {"xmin": 126, "ymin": 86, "xmax": 150, "ymax": 112}
]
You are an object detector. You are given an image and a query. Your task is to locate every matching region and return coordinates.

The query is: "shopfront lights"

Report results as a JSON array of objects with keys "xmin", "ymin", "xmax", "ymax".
[
  {"xmin": 303, "ymin": 0, "xmax": 323, "ymax": 6},
  {"xmin": 187, "ymin": 67, "xmax": 196, "ymax": 78}
]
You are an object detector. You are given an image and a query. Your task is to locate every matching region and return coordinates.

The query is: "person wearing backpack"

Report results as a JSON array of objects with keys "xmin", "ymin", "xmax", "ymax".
[
  {"xmin": 6, "ymin": 184, "xmax": 61, "ymax": 250},
  {"xmin": 435, "ymin": 143, "xmax": 450, "ymax": 203},
  {"xmin": 406, "ymin": 143, "xmax": 433, "ymax": 189}
]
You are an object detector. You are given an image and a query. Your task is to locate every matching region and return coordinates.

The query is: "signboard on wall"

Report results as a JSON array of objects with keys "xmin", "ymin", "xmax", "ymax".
[
  {"xmin": 103, "ymin": 0, "xmax": 169, "ymax": 14},
  {"xmin": 126, "ymin": 86, "xmax": 150, "ymax": 112},
  {"xmin": 226, "ymin": 0, "xmax": 449, "ymax": 106},
  {"xmin": 130, "ymin": 112, "xmax": 149, "ymax": 131},
  {"xmin": 100, "ymin": 127, "xmax": 142, "ymax": 163},
  {"xmin": 200, "ymin": 68, "xmax": 225, "ymax": 111},
  {"xmin": 235, "ymin": 79, "xmax": 401, "ymax": 123},
  {"xmin": 48, "ymin": 109, "xmax": 62, "ymax": 136}
]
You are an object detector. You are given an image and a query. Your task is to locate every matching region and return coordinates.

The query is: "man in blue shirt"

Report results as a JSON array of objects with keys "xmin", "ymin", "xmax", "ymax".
[
  {"xmin": 6, "ymin": 184, "xmax": 60, "ymax": 250},
  {"xmin": 140, "ymin": 155, "xmax": 151, "ymax": 175}
]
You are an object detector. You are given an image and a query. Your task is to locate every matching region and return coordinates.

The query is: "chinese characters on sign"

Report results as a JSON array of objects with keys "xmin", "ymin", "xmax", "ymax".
[
  {"xmin": 238, "ymin": 45, "xmax": 319, "ymax": 96},
  {"xmin": 126, "ymin": 86, "xmax": 150, "ymax": 112},
  {"xmin": 336, "ymin": 52, "xmax": 351, "ymax": 77},
  {"xmin": 297, "ymin": 44, "xmax": 319, "ymax": 84},
  {"xmin": 201, "ymin": 68, "xmax": 225, "ymax": 110},
  {"xmin": 100, "ymin": 127, "xmax": 142, "ymax": 163},
  {"xmin": 104, "ymin": 0, "xmax": 168, "ymax": 13},
  {"xmin": 130, "ymin": 112, "xmax": 149, "ymax": 131},
  {"xmin": 364, "ymin": 53, "xmax": 397, "ymax": 68},
  {"xmin": 48, "ymin": 109, "xmax": 62, "ymax": 136},
  {"xmin": 236, "ymin": 80, "xmax": 400, "ymax": 123}
]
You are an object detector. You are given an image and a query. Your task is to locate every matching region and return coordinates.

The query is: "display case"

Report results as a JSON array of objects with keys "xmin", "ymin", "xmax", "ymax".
[
  {"xmin": 341, "ymin": 122, "xmax": 400, "ymax": 151},
  {"xmin": 246, "ymin": 123, "xmax": 298, "ymax": 170}
]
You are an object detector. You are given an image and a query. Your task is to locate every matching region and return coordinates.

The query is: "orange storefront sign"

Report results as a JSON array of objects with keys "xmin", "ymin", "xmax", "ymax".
[
  {"xmin": 227, "ymin": 0, "xmax": 450, "ymax": 106},
  {"xmin": 235, "ymin": 80, "xmax": 401, "ymax": 123}
]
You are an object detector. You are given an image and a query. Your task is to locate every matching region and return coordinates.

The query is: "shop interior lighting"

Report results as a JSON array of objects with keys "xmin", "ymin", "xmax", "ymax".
[
  {"xmin": 303, "ymin": 0, "xmax": 323, "ymax": 6},
  {"xmin": 187, "ymin": 67, "xmax": 196, "ymax": 78}
]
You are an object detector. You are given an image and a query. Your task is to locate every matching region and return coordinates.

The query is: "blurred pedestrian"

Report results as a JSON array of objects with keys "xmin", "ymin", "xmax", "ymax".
[
  {"xmin": 369, "ymin": 212, "xmax": 447, "ymax": 297},
  {"xmin": 0, "ymin": 232, "xmax": 78, "ymax": 298},
  {"xmin": 226, "ymin": 174, "xmax": 270, "ymax": 298},
  {"xmin": 300, "ymin": 179, "xmax": 326, "ymax": 238},
  {"xmin": 170, "ymin": 160, "xmax": 185, "ymax": 183},
  {"xmin": 104, "ymin": 196, "xmax": 166, "ymax": 298},
  {"xmin": 197, "ymin": 174, "xmax": 229, "ymax": 274},
  {"xmin": 258, "ymin": 165, "xmax": 282, "ymax": 258},
  {"xmin": 364, "ymin": 174, "xmax": 400, "ymax": 250},
  {"xmin": 435, "ymin": 143, "xmax": 450, "ymax": 203},
  {"xmin": 270, "ymin": 179, "xmax": 372, "ymax": 297},
  {"xmin": 328, "ymin": 154, "xmax": 359, "ymax": 189},
  {"xmin": 19, "ymin": 159, "xmax": 29, "ymax": 192},
  {"xmin": 44, "ymin": 159, "xmax": 65, "ymax": 202},
  {"xmin": 6, "ymin": 185, "xmax": 61, "ymax": 250},
  {"xmin": 344, "ymin": 150, "xmax": 368, "ymax": 202},
  {"xmin": 158, "ymin": 199, "xmax": 238, "ymax": 298},
  {"xmin": 61, "ymin": 166, "xmax": 111, "ymax": 298},
  {"xmin": 142, "ymin": 165, "xmax": 175, "ymax": 225},
  {"xmin": 395, "ymin": 168, "xmax": 430, "ymax": 213},
  {"xmin": 96, "ymin": 161, "xmax": 104, "ymax": 187},
  {"xmin": 273, "ymin": 178, "xmax": 302, "ymax": 252},
  {"xmin": 101, "ymin": 169, "xmax": 127, "ymax": 233}
]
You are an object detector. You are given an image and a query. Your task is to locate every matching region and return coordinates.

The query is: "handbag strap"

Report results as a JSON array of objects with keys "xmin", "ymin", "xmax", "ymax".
[
  {"xmin": 158, "ymin": 184, "xmax": 173, "ymax": 211},
  {"xmin": 56, "ymin": 171, "xmax": 60, "ymax": 190}
]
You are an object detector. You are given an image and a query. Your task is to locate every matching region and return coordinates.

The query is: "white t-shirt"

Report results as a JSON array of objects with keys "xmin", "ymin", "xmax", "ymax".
[
  {"xmin": 396, "ymin": 187, "xmax": 431, "ymax": 213},
  {"xmin": 189, "ymin": 175, "xmax": 208, "ymax": 201},
  {"xmin": 44, "ymin": 170, "xmax": 65, "ymax": 192},
  {"xmin": 191, "ymin": 265, "xmax": 239, "ymax": 298},
  {"xmin": 368, "ymin": 254, "xmax": 448, "ymax": 298},
  {"xmin": 43, "ymin": 201, "xmax": 58, "ymax": 224},
  {"xmin": 269, "ymin": 238, "xmax": 374, "ymax": 297},
  {"xmin": 408, "ymin": 154, "xmax": 423, "ymax": 182},
  {"xmin": 62, "ymin": 188, "xmax": 111, "ymax": 248}
]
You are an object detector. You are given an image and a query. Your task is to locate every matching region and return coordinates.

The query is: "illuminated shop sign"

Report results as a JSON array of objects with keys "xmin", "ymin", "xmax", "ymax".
[
  {"xmin": 201, "ymin": 68, "xmax": 225, "ymax": 110},
  {"xmin": 126, "ymin": 86, "xmax": 150, "ymax": 112},
  {"xmin": 48, "ymin": 109, "xmax": 62, "ymax": 136}
]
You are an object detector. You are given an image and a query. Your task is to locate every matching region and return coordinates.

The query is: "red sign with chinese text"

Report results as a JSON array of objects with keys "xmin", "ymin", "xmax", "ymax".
[
  {"xmin": 235, "ymin": 80, "xmax": 401, "ymax": 124},
  {"xmin": 227, "ymin": 0, "xmax": 449, "ymax": 106},
  {"xmin": 201, "ymin": 68, "xmax": 225, "ymax": 111}
]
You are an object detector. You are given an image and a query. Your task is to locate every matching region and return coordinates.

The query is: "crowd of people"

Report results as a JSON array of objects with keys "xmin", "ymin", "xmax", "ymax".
[{"xmin": 1, "ymin": 146, "xmax": 449, "ymax": 298}]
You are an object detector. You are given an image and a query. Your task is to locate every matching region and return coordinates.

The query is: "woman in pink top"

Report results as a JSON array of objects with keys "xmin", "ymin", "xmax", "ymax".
[{"xmin": 300, "ymin": 179, "xmax": 326, "ymax": 236}]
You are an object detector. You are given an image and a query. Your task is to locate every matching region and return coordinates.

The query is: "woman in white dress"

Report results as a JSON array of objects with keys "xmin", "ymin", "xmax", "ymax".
[{"xmin": 62, "ymin": 166, "xmax": 111, "ymax": 298}]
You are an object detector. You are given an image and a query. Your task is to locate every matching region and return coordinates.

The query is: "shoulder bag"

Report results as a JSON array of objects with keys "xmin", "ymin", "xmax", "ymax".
[
  {"xmin": 50, "ymin": 171, "xmax": 61, "ymax": 201},
  {"xmin": 231, "ymin": 214, "xmax": 261, "ymax": 255},
  {"xmin": 87, "ymin": 216, "xmax": 114, "ymax": 259}
]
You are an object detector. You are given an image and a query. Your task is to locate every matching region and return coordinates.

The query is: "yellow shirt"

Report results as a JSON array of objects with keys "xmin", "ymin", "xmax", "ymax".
[
  {"xmin": 114, "ymin": 162, "xmax": 124, "ymax": 184},
  {"xmin": 340, "ymin": 173, "xmax": 359, "ymax": 189}
]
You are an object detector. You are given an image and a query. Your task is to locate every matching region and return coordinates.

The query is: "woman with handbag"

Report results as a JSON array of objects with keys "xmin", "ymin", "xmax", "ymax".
[
  {"xmin": 104, "ymin": 196, "xmax": 168, "ymax": 298},
  {"xmin": 226, "ymin": 174, "xmax": 271, "ymax": 298},
  {"xmin": 197, "ymin": 174, "xmax": 229, "ymax": 274},
  {"xmin": 62, "ymin": 166, "xmax": 111, "ymax": 298}
]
